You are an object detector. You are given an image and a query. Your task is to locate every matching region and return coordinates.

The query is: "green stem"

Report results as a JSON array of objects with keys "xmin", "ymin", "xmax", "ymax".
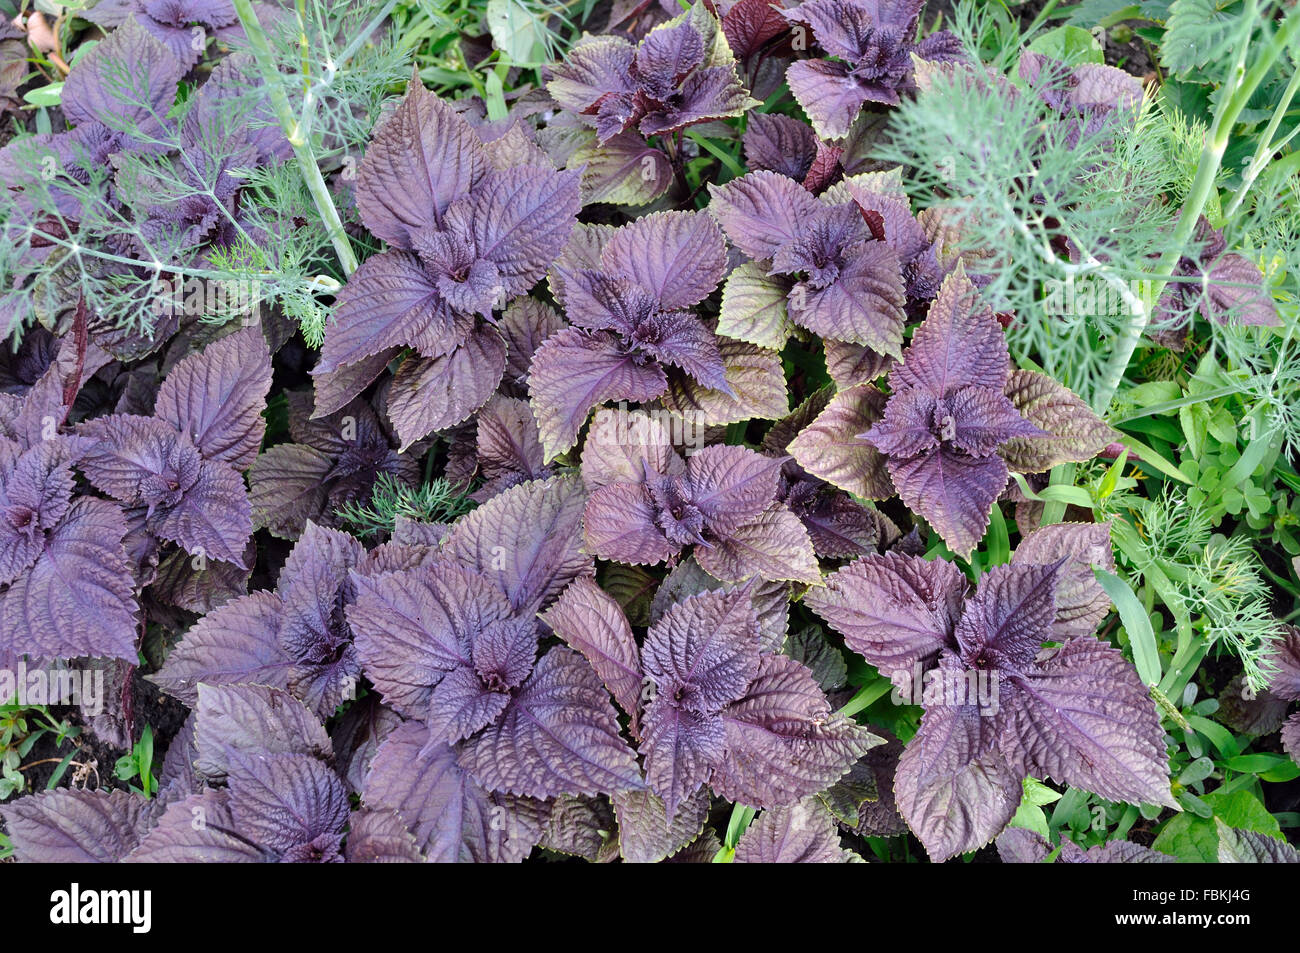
[
  {"xmin": 231, "ymin": 0, "xmax": 359, "ymax": 277},
  {"xmin": 1224, "ymin": 52, "xmax": 1300, "ymax": 218},
  {"xmin": 1091, "ymin": 7, "xmax": 1298, "ymax": 415}
]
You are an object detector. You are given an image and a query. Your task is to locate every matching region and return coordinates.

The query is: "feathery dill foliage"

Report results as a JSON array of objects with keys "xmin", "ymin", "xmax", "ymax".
[
  {"xmin": 334, "ymin": 473, "xmax": 477, "ymax": 538},
  {"xmin": 874, "ymin": 45, "xmax": 1190, "ymax": 402},
  {"xmin": 0, "ymin": 1, "xmax": 408, "ymax": 345},
  {"xmin": 1106, "ymin": 486, "xmax": 1282, "ymax": 691}
]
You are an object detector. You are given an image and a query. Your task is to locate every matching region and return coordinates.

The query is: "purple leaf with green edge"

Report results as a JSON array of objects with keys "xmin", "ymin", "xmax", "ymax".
[
  {"xmin": 457, "ymin": 646, "xmax": 644, "ymax": 799},
  {"xmin": 0, "ymin": 789, "xmax": 147, "ymax": 863},
  {"xmin": 61, "ymin": 18, "xmax": 185, "ymax": 138},
  {"xmin": 734, "ymin": 799, "xmax": 846, "ymax": 863},
  {"xmin": 601, "ymin": 211, "xmax": 728, "ymax": 311},
  {"xmin": 710, "ymin": 654, "xmax": 881, "ymax": 809},
  {"xmin": 314, "ymin": 251, "xmax": 471, "ymax": 378},
  {"xmin": 694, "ymin": 504, "xmax": 822, "ymax": 585},
  {"xmin": 887, "ymin": 447, "xmax": 1008, "ymax": 559},
  {"xmin": 1011, "ymin": 521, "xmax": 1115, "ymax": 640},
  {"xmin": 787, "ymin": 383, "xmax": 892, "ymax": 499},
  {"xmin": 347, "ymin": 562, "xmax": 502, "ymax": 718},
  {"xmin": 660, "ymin": 340, "xmax": 789, "ymax": 426},
  {"xmin": 806, "ymin": 551, "xmax": 968, "ymax": 679},
  {"xmin": 787, "ymin": 241, "xmax": 907, "ymax": 356},
  {"xmin": 785, "ymin": 58, "xmax": 871, "ymax": 140},
  {"xmin": 891, "ymin": 264, "xmax": 1008, "ymax": 398},
  {"xmin": 580, "ymin": 407, "xmax": 684, "ymax": 492},
  {"xmin": 743, "ymin": 112, "xmax": 819, "ymax": 182},
  {"xmin": 191, "ymin": 683, "xmax": 332, "ymax": 780},
  {"xmin": 385, "ymin": 324, "xmax": 508, "ymax": 450},
  {"xmin": 893, "ymin": 679, "xmax": 1022, "ymax": 861},
  {"xmin": 1001, "ymin": 636, "xmax": 1178, "ymax": 809},
  {"xmin": 126, "ymin": 790, "xmax": 267, "ymax": 862},
  {"xmin": 717, "ymin": 262, "xmax": 796, "ymax": 350},
  {"xmin": 345, "ymin": 809, "xmax": 423, "ymax": 863},
  {"xmin": 0, "ymin": 497, "xmax": 139, "ymax": 664},
  {"xmin": 153, "ymin": 325, "xmax": 272, "ymax": 471},
  {"xmin": 708, "ymin": 170, "xmax": 825, "ymax": 260},
  {"xmin": 955, "ymin": 561, "xmax": 1063, "ymax": 671},
  {"xmin": 610, "ymin": 786, "xmax": 710, "ymax": 864},
  {"xmin": 1000, "ymin": 369, "xmax": 1116, "ymax": 474},
  {"xmin": 528, "ymin": 328, "xmax": 669, "ymax": 462},
  {"xmin": 686, "ymin": 444, "xmax": 786, "ymax": 533},
  {"xmin": 355, "ymin": 77, "xmax": 489, "ymax": 248},
  {"xmin": 568, "ymin": 131, "xmax": 672, "ymax": 207},
  {"xmin": 225, "ymin": 751, "xmax": 349, "ymax": 856},
  {"xmin": 150, "ymin": 589, "xmax": 290, "ymax": 706},
  {"xmin": 542, "ymin": 577, "xmax": 643, "ymax": 732},
  {"xmin": 1215, "ymin": 821, "xmax": 1300, "ymax": 863},
  {"xmin": 445, "ymin": 474, "xmax": 592, "ymax": 616},
  {"xmin": 363, "ymin": 720, "xmax": 546, "ymax": 863}
]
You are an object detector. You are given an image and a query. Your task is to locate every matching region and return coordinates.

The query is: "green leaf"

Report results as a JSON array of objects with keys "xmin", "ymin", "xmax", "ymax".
[
  {"xmin": 1094, "ymin": 569, "xmax": 1161, "ymax": 686},
  {"xmin": 23, "ymin": 83, "xmax": 63, "ymax": 107},
  {"xmin": 1025, "ymin": 25, "xmax": 1106, "ymax": 64}
]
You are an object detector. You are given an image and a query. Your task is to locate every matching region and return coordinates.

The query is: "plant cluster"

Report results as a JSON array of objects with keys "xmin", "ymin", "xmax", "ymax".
[{"xmin": 0, "ymin": 0, "xmax": 1296, "ymax": 865}]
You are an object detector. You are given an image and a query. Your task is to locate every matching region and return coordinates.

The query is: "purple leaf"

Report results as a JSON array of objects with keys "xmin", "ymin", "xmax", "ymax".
[
  {"xmin": 355, "ymin": 77, "xmax": 489, "ymax": 248},
  {"xmin": 445, "ymin": 474, "xmax": 593, "ymax": 616},
  {"xmin": 708, "ymin": 170, "xmax": 825, "ymax": 260},
  {"xmin": 694, "ymin": 504, "xmax": 822, "ymax": 585},
  {"xmin": 542, "ymin": 577, "xmax": 643, "ymax": 731},
  {"xmin": 150, "ymin": 589, "xmax": 290, "ymax": 706},
  {"xmin": 528, "ymin": 328, "xmax": 669, "ymax": 461},
  {"xmin": 954, "ymin": 561, "xmax": 1063, "ymax": 671},
  {"xmin": 602, "ymin": 211, "xmax": 727, "ymax": 310},
  {"xmin": 1002, "ymin": 637, "xmax": 1177, "ymax": 809},
  {"xmin": 386, "ymin": 324, "xmax": 508, "ymax": 449},
  {"xmin": 1, "ymin": 789, "xmax": 146, "ymax": 862},
  {"xmin": 153, "ymin": 325, "xmax": 272, "ymax": 470},
  {"xmin": 887, "ymin": 447, "xmax": 1008, "ymax": 559},
  {"xmin": 364, "ymin": 720, "xmax": 545, "ymax": 863},
  {"xmin": 1011, "ymin": 521, "xmax": 1114, "ymax": 639},
  {"xmin": 711, "ymin": 654, "xmax": 880, "ymax": 808},
  {"xmin": 893, "ymin": 682, "xmax": 1021, "ymax": 861},
  {"xmin": 1, "ymin": 497, "xmax": 139, "ymax": 663},
  {"xmin": 734, "ymin": 799, "xmax": 846, "ymax": 863},
  {"xmin": 806, "ymin": 551, "xmax": 967, "ymax": 678},
  {"xmin": 458, "ymin": 646, "xmax": 644, "ymax": 799}
]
